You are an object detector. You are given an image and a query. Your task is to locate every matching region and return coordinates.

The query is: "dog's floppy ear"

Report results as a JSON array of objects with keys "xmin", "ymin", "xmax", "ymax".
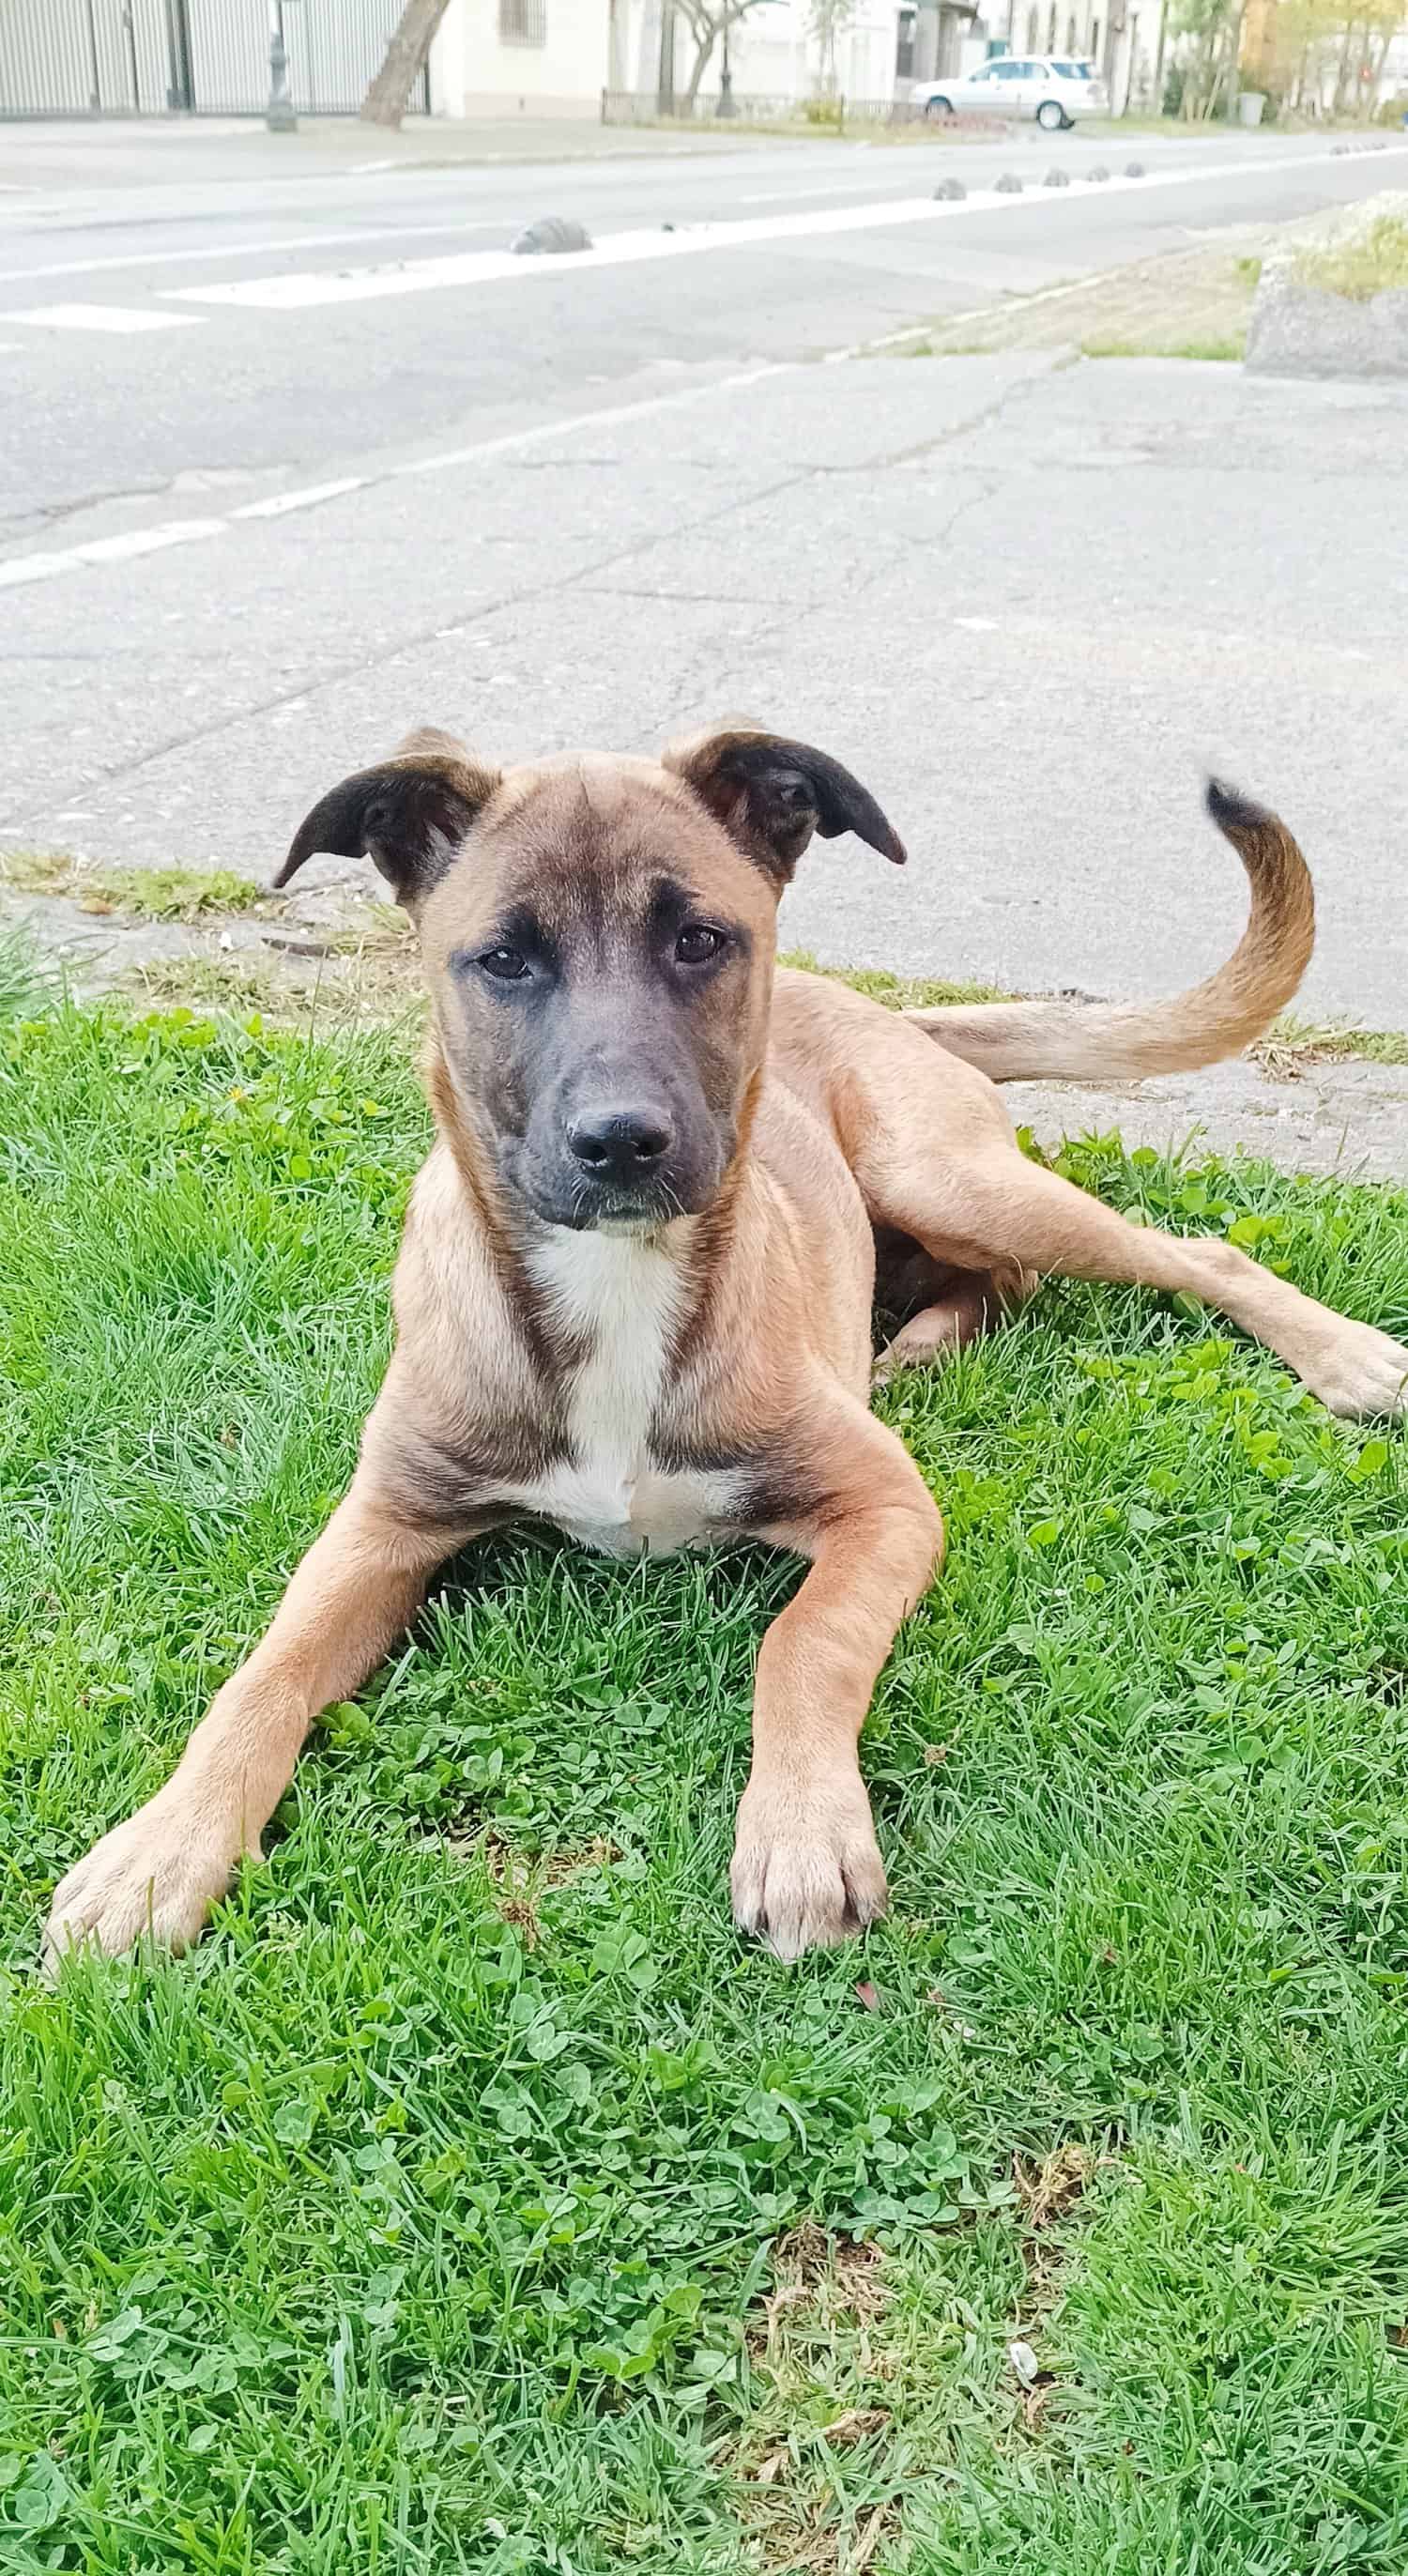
[
  {"xmin": 273, "ymin": 729, "xmax": 501, "ymax": 910},
  {"xmin": 664, "ymin": 723, "xmax": 906, "ymax": 884}
]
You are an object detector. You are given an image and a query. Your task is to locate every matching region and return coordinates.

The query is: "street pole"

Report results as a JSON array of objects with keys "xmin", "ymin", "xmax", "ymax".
[
  {"xmin": 83, "ymin": 0, "xmax": 101, "ymax": 112},
  {"xmin": 267, "ymin": 0, "xmax": 298, "ymax": 131},
  {"xmin": 163, "ymin": 0, "xmax": 193, "ymax": 111},
  {"xmin": 121, "ymin": 1, "xmax": 142, "ymax": 112},
  {"xmin": 717, "ymin": 4, "xmax": 737, "ymax": 114}
]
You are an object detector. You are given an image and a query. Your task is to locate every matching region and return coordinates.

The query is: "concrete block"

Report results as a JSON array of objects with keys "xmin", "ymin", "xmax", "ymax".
[{"xmin": 1246, "ymin": 262, "xmax": 1408, "ymax": 379}]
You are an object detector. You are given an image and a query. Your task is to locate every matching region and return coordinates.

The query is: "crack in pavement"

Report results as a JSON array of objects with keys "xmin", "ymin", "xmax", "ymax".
[
  {"xmin": 0, "ymin": 466, "xmax": 820, "ymax": 826},
  {"xmin": 0, "ymin": 372, "xmax": 1077, "ymax": 834}
]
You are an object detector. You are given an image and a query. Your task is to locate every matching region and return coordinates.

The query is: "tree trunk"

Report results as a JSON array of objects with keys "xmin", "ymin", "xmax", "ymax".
[
  {"xmin": 360, "ymin": 0, "xmax": 451, "ymax": 127},
  {"xmin": 1365, "ymin": 18, "xmax": 1393, "ymax": 99},
  {"xmin": 1331, "ymin": 17, "xmax": 1357, "ymax": 112},
  {"xmin": 1224, "ymin": 0, "xmax": 1247, "ymax": 122},
  {"xmin": 683, "ymin": 27, "xmax": 718, "ymax": 105},
  {"xmin": 1152, "ymin": 0, "xmax": 1170, "ymax": 117}
]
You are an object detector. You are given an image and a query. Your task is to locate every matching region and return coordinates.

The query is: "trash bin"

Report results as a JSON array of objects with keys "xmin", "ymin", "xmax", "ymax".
[{"xmin": 1238, "ymin": 90, "xmax": 1266, "ymax": 126}]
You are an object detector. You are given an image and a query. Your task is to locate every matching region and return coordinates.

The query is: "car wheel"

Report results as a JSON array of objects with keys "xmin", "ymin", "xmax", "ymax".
[
  {"xmin": 925, "ymin": 96, "xmax": 954, "ymax": 119},
  {"xmin": 1036, "ymin": 99, "xmax": 1065, "ymax": 130}
]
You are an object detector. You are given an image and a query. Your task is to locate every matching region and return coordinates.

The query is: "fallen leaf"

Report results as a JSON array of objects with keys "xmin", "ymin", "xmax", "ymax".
[
  {"xmin": 823, "ymin": 2405, "xmax": 889, "ymax": 2446},
  {"xmin": 854, "ymin": 1981, "xmax": 882, "ymax": 2013}
]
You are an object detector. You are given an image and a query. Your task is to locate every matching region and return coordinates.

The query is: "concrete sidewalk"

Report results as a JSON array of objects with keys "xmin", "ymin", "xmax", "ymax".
[
  {"xmin": 5, "ymin": 340, "xmax": 1406, "ymax": 1027},
  {"xmin": 0, "ymin": 112, "xmax": 796, "ymax": 197},
  {"xmin": 0, "ymin": 107, "xmax": 1336, "ymax": 197}
]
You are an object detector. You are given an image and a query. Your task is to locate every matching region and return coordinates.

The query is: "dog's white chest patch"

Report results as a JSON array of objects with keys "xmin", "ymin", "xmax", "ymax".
[{"xmin": 514, "ymin": 1230, "xmax": 736, "ymax": 1557}]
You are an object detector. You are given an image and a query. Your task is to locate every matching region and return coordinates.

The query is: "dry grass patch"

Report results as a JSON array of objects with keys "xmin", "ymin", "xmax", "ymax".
[{"xmin": 1296, "ymin": 213, "xmax": 1408, "ymax": 301}]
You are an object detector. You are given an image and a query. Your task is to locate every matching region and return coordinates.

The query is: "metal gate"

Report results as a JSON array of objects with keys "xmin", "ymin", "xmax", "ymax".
[{"xmin": 0, "ymin": 1, "xmax": 431, "ymax": 120}]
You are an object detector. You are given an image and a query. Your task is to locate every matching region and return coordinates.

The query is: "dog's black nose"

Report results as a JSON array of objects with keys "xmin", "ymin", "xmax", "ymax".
[{"xmin": 568, "ymin": 1107, "xmax": 673, "ymax": 1183}]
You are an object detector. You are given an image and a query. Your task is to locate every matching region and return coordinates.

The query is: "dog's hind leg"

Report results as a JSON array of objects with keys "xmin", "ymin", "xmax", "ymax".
[
  {"xmin": 42, "ymin": 1478, "xmax": 493, "ymax": 1970},
  {"xmin": 864, "ymin": 1142, "xmax": 1408, "ymax": 1421}
]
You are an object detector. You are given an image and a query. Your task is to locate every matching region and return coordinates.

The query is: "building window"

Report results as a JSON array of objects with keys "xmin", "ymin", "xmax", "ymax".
[
  {"xmin": 499, "ymin": 0, "xmax": 546, "ymax": 44},
  {"xmin": 895, "ymin": 4, "xmax": 916, "ymax": 78}
]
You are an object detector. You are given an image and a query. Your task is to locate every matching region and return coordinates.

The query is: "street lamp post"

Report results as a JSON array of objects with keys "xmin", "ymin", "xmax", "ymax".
[
  {"xmin": 717, "ymin": 3, "xmax": 737, "ymax": 113},
  {"xmin": 267, "ymin": 0, "xmax": 297, "ymax": 131}
]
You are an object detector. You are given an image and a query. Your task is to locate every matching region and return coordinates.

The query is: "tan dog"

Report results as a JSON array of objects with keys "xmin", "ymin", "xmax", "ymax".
[{"xmin": 44, "ymin": 727, "xmax": 1408, "ymax": 1969}]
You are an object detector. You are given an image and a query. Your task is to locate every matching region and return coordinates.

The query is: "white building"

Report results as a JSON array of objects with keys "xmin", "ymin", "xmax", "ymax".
[
  {"xmin": 429, "ymin": 0, "xmax": 613, "ymax": 119},
  {"xmin": 426, "ymin": 0, "xmax": 1159, "ymax": 120},
  {"xmin": 427, "ymin": 1, "xmax": 912, "ymax": 120}
]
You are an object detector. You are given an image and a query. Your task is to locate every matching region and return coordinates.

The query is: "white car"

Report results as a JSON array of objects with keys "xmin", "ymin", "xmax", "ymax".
[{"xmin": 916, "ymin": 55, "xmax": 1109, "ymax": 130}]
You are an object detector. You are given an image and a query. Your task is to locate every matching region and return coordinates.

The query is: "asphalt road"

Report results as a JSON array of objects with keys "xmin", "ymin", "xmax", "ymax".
[
  {"xmin": 2, "ymin": 124, "xmax": 1404, "ymax": 530},
  {"xmin": 3, "ymin": 120, "xmax": 1406, "ymax": 1023}
]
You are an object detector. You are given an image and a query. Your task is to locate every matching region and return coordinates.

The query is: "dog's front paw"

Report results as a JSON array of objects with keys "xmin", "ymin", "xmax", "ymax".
[
  {"xmin": 731, "ymin": 1772, "xmax": 887, "ymax": 1962},
  {"xmin": 1305, "ymin": 1321, "xmax": 1408, "ymax": 1419},
  {"xmin": 42, "ymin": 1796, "xmax": 251, "ymax": 1976}
]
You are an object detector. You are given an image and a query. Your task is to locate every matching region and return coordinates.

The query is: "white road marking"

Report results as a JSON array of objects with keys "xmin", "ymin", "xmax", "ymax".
[
  {"xmin": 0, "ymin": 516, "xmax": 224, "ymax": 588},
  {"xmin": 75, "ymin": 520, "xmax": 226, "ymax": 561},
  {"xmin": 391, "ymin": 362, "xmax": 788, "ymax": 477},
  {"xmin": 0, "ymin": 217, "xmax": 506, "ymax": 291},
  {"xmin": 160, "ymin": 144, "xmax": 1408, "ymax": 314},
  {"xmin": 0, "ymin": 363, "xmax": 788, "ymax": 592},
  {"xmin": 10, "ymin": 300, "xmax": 204, "ymax": 334},
  {"xmin": 233, "ymin": 477, "xmax": 367, "ymax": 519},
  {"xmin": 738, "ymin": 176, "xmax": 924, "ymax": 203}
]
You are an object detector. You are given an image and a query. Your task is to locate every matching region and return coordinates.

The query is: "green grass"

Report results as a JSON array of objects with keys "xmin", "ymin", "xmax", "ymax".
[
  {"xmin": 781, "ymin": 948, "xmax": 1012, "ymax": 1010},
  {"xmin": 1296, "ymin": 216, "xmax": 1408, "ymax": 303},
  {"xmin": 1080, "ymin": 333, "xmax": 1247, "ymax": 361},
  {"xmin": 2, "ymin": 851, "xmax": 263, "ymax": 921},
  {"xmin": 3, "ymin": 994, "xmax": 1408, "ymax": 2573},
  {"xmin": 1270, "ymin": 1016, "xmax": 1408, "ymax": 1070}
]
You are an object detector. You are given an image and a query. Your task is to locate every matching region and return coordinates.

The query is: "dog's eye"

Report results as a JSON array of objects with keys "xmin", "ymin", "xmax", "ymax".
[
  {"xmin": 675, "ymin": 924, "xmax": 727, "ymax": 966},
  {"xmin": 479, "ymin": 945, "xmax": 529, "ymax": 982}
]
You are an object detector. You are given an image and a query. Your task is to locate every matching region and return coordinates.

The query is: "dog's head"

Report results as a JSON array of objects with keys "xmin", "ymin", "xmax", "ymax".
[{"xmin": 277, "ymin": 724, "xmax": 905, "ymax": 1234}]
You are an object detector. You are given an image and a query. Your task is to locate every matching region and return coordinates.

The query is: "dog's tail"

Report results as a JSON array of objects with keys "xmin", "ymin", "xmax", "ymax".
[{"xmin": 904, "ymin": 781, "xmax": 1315, "ymax": 1083}]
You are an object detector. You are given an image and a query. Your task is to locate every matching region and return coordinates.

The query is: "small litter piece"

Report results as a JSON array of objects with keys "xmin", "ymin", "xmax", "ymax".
[
  {"xmin": 1088, "ymin": 163, "xmax": 1110, "ymax": 181},
  {"xmin": 1008, "ymin": 2338, "xmax": 1041, "ymax": 2388},
  {"xmin": 1044, "ymin": 166, "xmax": 1070, "ymax": 187},
  {"xmin": 1125, "ymin": 160, "xmax": 1145, "ymax": 176},
  {"xmin": 994, "ymin": 172, "xmax": 1023, "ymax": 192},
  {"xmin": 511, "ymin": 216, "xmax": 593, "ymax": 256},
  {"xmin": 261, "ymin": 929, "xmax": 335, "ymax": 958},
  {"xmin": 933, "ymin": 176, "xmax": 967, "ymax": 200}
]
